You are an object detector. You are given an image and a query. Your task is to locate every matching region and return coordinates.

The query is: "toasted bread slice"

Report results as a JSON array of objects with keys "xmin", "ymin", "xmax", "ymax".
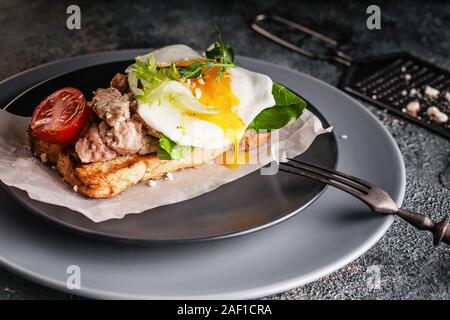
[{"xmin": 30, "ymin": 130, "xmax": 271, "ymax": 198}]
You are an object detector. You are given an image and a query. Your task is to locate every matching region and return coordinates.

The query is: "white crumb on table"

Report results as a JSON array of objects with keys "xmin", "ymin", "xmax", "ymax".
[
  {"xmin": 3, "ymin": 287, "xmax": 16, "ymax": 294},
  {"xmin": 73, "ymin": 185, "xmax": 78, "ymax": 192}
]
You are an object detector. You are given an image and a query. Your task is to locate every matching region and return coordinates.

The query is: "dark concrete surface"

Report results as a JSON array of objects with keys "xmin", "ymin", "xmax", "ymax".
[{"xmin": 0, "ymin": 0, "xmax": 449, "ymax": 300}]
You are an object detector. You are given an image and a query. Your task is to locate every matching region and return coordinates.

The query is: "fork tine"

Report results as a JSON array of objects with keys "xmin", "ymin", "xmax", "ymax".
[
  {"xmin": 287, "ymin": 158, "xmax": 372, "ymax": 189},
  {"xmin": 282, "ymin": 161, "xmax": 369, "ymax": 194},
  {"xmin": 279, "ymin": 168, "xmax": 365, "ymax": 200}
]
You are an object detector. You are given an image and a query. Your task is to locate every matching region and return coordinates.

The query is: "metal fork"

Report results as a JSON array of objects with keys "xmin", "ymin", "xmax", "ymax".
[{"xmin": 280, "ymin": 158, "xmax": 450, "ymax": 246}]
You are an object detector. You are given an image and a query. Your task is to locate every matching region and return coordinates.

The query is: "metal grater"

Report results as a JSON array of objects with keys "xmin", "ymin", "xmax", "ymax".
[
  {"xmin": 341, "ymin": 52, "xmax": 450, "ymax": 138},
  {"xmin": 251, "ymin": 15, "xmax": 450, "ymax": 139}
]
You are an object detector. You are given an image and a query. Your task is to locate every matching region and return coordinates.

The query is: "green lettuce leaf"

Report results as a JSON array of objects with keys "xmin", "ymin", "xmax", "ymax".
[
  {"xmin": 156, "ymin": 133, "xmax": 194, "ymax": 160},
  {"xmin": 247, "ymin": 82, "xmax": 307, "ymax": 131}
]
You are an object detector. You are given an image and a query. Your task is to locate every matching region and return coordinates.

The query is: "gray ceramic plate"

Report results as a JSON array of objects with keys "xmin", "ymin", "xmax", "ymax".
[{"xmin": 0, "ymin": 50, "xmax": 405, "ymax": 299}]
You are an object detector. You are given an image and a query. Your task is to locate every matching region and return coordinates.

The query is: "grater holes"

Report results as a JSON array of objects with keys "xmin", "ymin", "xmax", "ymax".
[
  {"xmin": 439, "ymin": 78, "xmax": 450, "ymax": 90},
  {"xmin": 403, "ymin": 60, "xmax": 414, "ymax": 68},
  {"xmin": 357, "ymin": 59, "xmax": 405, "ymax": 88},
  {"xmin": 427, "ymin": 75, "xmax": 449, "ymax": 91},
  {"xmin": 364, "ymin": 71, "xmax": 405, "ymax": 92},
  {"xmin": 409, "ymin": 72, "xmax": 437, "ymax": 90}
]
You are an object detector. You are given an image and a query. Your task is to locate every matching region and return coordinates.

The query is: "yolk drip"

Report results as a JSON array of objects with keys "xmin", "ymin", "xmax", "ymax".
[{"xmin": 179, "ymin": 59, "xmax": 248, "ymax": 168}]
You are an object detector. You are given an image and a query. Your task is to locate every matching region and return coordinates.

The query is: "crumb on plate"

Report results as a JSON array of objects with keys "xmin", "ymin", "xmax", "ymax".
[{"xmin": 147, "ymin": 179, "xmax": 157, "ymax": 187}]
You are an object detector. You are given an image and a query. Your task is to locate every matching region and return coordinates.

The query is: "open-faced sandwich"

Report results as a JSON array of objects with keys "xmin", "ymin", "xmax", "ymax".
[{"xmin": 28, "ymin": 29, "xmax": 306, "ymax": 198}]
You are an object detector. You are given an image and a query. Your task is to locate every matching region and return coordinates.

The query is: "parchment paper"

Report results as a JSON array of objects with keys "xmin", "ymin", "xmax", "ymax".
[{"xmin": 0, "ymin": 108, "xmax": 331, "ymax": 222}]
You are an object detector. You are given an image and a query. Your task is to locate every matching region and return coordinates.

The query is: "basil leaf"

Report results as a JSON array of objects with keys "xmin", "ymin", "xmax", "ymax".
[
  {"xmin": 248, "ymin": 82, "xmax": 307, "ymax": 130},
  {"xmin": 247, "ymin": 105, "xmax": 303, "ymax": 130},
  {"xmin": 157, "ymin": 134, "xmax": 193, "ymax": 160},
  {"xmin": 271, "ymin": 82, "xmax": 305, "ymax": 106}
]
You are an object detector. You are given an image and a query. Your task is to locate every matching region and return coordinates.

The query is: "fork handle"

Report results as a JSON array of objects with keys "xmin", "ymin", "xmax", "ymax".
[{"xmin": 396, "ymin": 209, "xmax": 450, "ymax": 245}]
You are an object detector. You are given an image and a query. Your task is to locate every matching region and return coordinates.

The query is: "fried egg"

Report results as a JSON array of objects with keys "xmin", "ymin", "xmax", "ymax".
[{"xmin": 135, "ymin": 45, "xmax": 275, "ymax": 153}]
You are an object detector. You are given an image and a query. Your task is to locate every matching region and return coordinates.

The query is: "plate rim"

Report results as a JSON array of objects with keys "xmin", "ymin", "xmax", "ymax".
[{"xmin": 0, "ymin": 50, "xmax": 405, "ymax": 299}]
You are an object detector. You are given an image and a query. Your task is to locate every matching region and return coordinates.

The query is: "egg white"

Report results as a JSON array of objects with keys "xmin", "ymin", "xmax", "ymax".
[{"xmin": 136, "ymin": 45, "xmax": 275, "ymax": 149}]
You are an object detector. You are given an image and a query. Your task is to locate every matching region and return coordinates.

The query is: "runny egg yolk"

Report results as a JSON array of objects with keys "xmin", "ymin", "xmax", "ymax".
[{"xmin": 179, "ymin": 60, "xmax": 247, "ymax": 168}]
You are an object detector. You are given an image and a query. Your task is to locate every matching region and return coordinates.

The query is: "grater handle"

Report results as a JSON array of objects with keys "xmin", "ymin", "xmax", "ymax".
[{"xmin": 251, "ymin": 14, "xmax": 354, "ymax": 66}]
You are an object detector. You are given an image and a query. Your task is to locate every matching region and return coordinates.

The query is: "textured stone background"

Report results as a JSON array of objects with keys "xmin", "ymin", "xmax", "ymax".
[{"xmin": 0, "ymin": 0, "xmax": 449, "ymax": 299}]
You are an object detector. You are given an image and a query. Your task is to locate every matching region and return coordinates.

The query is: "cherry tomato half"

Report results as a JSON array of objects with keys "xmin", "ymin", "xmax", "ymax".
[{"xmin": 30, "ymin": 87, "xmax": 88, "ymax": 145}]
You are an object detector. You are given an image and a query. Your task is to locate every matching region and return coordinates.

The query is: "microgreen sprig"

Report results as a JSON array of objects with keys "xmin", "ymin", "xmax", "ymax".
[
  {"xmin": 161, "ymin": 27, "xmax": 236, "ymax": 81},
  {"xmin": 205, "ymin": 26, "xmax": 235, "ymax": 79}
]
